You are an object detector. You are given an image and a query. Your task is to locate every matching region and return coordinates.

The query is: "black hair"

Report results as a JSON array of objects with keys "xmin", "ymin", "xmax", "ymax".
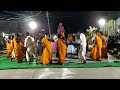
[
  {"xmin": 95, "ymin": 30, "xmax": 99, "ymax": 34},
  {"xmin": 8, "ymin": 36, "xmax": 11, "ymax": 40},
  {"xmin": 11, "ymin": 35, "xmax": 14, "ymax": 39},
  {"xmin": 58, "ymin": 34, "xmax": 61, "ymax": 38},
  {"xmin": 26, "ymin": 32, "xmax": 29, "ymax": 36},
  {"xmin": 62, "ymin": 37, "xmax": 65, "ymax": 40},
  {"xmin": 15, "ymin": 33, "xmax": 19, "ymax": 37},
  {"xmin": 45, "ymin": 33, "xmax": 48, "ymax": 36},
  {"xmin": 52, "ymin": 39, "xmax": 54, "ymax": 42},
  {"xmin": 100, "ymin": 31, "xmax": 103, "ymax": 35}
]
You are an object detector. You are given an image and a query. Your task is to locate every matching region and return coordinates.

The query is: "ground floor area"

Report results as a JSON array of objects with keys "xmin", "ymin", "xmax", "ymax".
[
  {"xmin": 0, "ymin": 67, "xmax": 120, "ymax": 79},
  {"xmin": 0, "ymin": 46, "xmax": 120, "ymax": 79}
]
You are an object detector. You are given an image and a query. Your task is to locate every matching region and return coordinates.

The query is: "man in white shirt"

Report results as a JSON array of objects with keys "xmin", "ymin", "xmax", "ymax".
[
  {"xmin": 78, "ymin": 32, "xmax": 87, "ymax": 64},
  {"xmin": 24, "ymin": 32, "xmax": 37, "ymax": 64}
]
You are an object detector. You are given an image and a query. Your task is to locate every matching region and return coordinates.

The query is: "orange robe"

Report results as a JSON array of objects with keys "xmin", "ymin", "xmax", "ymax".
[
  {"xmin": 21, "ymin": 45, "xmax": 27, "ymax": 58},
  {"xmin": 56, "ymin": 38, "xmax": 67, "ymax": 64},
  {"xmin": 101, "ymin": 35, "xmax": 108, "ymax": 58},
  {"xmin": 6, "ymin": 40, "xmax": 13, "ymax": 59},
  {"xmin": 13, "ymin": 38, "xmax": 23, "ymax": 61},
  {"xmin": 19, "ymin": 38, "xmax": 27, "ymax": 58},
  {"xmin": 40, "ymin": 37, "xmax": 52, "ymax": 65},
  {"xmin": 90, "ymin": 34, "xmax": 102, "ymax": 61},
  {"xmin": 67, "ymin": 34, "xmax": 73, "ymax": 44}
]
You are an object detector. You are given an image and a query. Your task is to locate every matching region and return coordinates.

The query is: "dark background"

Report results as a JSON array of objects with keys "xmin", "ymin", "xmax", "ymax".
[{"xmin": 0, "ymin": 11, "xmax": 120, "ymax": 35}]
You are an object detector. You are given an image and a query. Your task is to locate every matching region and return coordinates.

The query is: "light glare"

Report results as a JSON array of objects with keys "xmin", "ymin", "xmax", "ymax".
[
  {"xmin": 29, "ymin": 21, "xmax": 37, "ymax": 30},
  {"xmin": 99, "ymin": 19, "xmax": 106, "ymax": 26}
]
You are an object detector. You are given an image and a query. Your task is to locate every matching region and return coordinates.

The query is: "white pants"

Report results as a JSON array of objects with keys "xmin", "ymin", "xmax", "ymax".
[
  {"xmin": 26, "ymin": 45, "xmax": 37, "ymax": 62},
  {"xmin": 78, "ymin": 45, "xmax": 86, "ymax": 61}
]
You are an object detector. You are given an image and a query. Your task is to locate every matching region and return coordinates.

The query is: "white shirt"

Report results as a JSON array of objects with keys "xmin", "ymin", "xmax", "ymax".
[
  {"xmin": 24, "ymin": 36, "xmax": 35, "ymax": 47},
  {"xmin": 80, "ymin": 33, "xmax": 86, "ymax": 47},
  {"xmin": 53, "ymin": 35, "xmax": 58, "ymax": 42}
]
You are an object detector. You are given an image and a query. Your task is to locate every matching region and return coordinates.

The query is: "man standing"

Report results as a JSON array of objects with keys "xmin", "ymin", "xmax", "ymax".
[
  {"xmin": 78, "ymin": 32, "xmax": 87, "ymax": 64},
  {"xmin": 24, "ymin": 32, "xmax": 37, "ymax": 64}
]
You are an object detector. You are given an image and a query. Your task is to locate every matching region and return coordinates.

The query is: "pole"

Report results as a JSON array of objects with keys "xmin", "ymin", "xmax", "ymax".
[{"xmin": 46, "ymin": 11, "xmax": 51, "ymax": 37}]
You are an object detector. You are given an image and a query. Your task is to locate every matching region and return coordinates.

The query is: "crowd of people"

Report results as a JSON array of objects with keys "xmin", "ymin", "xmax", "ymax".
[
  {"xmin": 3, "ymin": 22, "xmax": 120, "ymax": 65},
  {"xmin": 5, "ymin": 28, "xmax": 114, "ymax": 66},
  {"xmin": 5, "ymin": 32, "xmax": 67, "ymax": 65}
]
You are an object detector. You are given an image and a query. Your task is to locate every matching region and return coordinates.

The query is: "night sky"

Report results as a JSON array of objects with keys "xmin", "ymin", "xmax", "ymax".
[
  {"xmin": 0, "ymin": 11, "xmax": 120, "ymax": 34},
  {"xmin": 47, "ymin": 11, "xmax": 120, "ymax": 34}
]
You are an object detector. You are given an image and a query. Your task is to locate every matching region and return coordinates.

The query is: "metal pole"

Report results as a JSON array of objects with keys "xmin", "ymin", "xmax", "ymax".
[{"xmin": 46, "ymin": 11, "xmax": 51, "ymax": 37}]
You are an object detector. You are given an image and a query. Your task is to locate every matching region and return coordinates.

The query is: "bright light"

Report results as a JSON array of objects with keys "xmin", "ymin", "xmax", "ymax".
[
  {"xmin": 99, "ymin": 19, "xmax": 106, "ymax": 26},
  {"xmin": 29, "ymin": 21, "xmax": 37, "ymax": 30}
]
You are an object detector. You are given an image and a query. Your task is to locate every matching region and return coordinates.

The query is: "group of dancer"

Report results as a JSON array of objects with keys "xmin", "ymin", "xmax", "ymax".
[
  {"xmin": 6, "ymin": 23, "xmax": 108, "ymax": 65},
  {"xmin": 6, "ymin": 31, "xmax": 67, "ymax": 65},
  {"xmin": 90, "ymin": 31, "xmax": 108, "ymax": 61}
]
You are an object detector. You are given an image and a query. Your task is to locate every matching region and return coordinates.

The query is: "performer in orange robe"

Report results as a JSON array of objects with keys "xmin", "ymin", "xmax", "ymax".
[
  {"xmin": 90, "ymin": 31, "xmax": 102, "ymax": 61},
  {"xmin": 21, "ymin": 45, "xmax": 27, "ymax": 58},
  {"xmin": 40, "ymin": 34, "xmax": 52, "ymax": 65},
  {"xmin": 53, "ymin": 34, "xmax": 67, "ymax": 65},
  {"xmin": 6, "ymin": 36, "xmax": 13, "ymax": 60},
  {"xmin": 67, "ymin": 34, "xmax": 73, "ymax": 45},
  {"xmin": 20, "ymin": 36, "xmax": 27, "ymax": 59},
  {"xmin": 99, "ymin": 32, "xmax": 108, "ymax": 59},
  {"xmin": 13, "ymin": 34, "xmax": 23, "ymax": 63}
]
